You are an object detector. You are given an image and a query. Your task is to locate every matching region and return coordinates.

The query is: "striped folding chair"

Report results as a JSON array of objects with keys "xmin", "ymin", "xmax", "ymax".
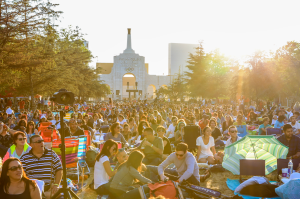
[{"xmin": 77, "ymin": 135, "xmax": 90, "ymax": 176}]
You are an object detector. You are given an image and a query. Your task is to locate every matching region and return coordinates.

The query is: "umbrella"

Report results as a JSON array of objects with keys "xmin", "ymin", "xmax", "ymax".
[{"xmin": 222, "ymin": 135, "xmax": 289, "ymax": 175}]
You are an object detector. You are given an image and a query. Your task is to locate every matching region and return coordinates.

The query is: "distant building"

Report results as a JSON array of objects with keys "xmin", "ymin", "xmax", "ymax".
[
  {"xmin": 168, "ymin": 43, "xmax": 199, "ymax": 76},
  {"xmin": 97, "ymin": 29, "xmax": 171, "ymax": 100}
]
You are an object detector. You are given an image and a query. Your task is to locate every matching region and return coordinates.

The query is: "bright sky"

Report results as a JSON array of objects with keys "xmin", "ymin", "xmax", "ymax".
[{"xmin": 52, "ymin": 0, "xmax": 300, "ymax": 75}]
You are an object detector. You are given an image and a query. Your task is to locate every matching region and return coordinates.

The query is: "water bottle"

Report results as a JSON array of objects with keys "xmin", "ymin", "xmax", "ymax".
[{"xmin": 288, "ymin": 158, "xmax": 293, "ymax": 177}]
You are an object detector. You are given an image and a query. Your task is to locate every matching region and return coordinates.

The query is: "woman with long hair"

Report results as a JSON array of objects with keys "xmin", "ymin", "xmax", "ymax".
[
  {"xmin": 94, "ymin": 139, "xmax": 118, "ymax": 196},
  {"xmin": 156, "ymin": 114, "xmax": 166, "ymax": 128},
  {"xmin": 132, "ymin": 121, "xmax": 149, "ymax": 144},
  {"xmin": 196, "ymin": 127, "xmax": 217, "ymax": 164},
  {"xmin": 13, "ymin": 119, "xmax": 27, "ymax": 133},
  {"xmin": 26, "ymin": 121, "xmax": 38, "ymax": 144},
  {"xmin": 222, "ymin": 115, "xmax": 233, "ymax": 133},
  {"xmin": 3, "ymin": 132, "xmax": 32, "ymax": 162},
  {"xmin": 104, "ymin": 122, "xmax": 128, "ymax": 146},
  {"xmin": 110, "ymin": 150, "xmax": 152, "ymax": 199},
  {"xmin": 0, "ymin": 158, "xmax": 41, "ymax": 198}
]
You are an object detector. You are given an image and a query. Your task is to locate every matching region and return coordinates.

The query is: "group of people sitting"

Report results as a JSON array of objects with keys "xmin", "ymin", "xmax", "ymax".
[{"xmin": 1, "ymin": 99, "xmax": 300, "ymax": 199}]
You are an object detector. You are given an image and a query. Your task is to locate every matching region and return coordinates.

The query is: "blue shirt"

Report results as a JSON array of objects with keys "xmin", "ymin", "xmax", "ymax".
[
  {"xmin": 277, "ymin": 134, "xmax": 300, "ymax": 157},
  {"xmin": 258, "ymin": 124, "xmax": 272, "ymax": 135},
  {"xmin": 274, "ymin": 120, "xmax": 284, "ymax": 128}
]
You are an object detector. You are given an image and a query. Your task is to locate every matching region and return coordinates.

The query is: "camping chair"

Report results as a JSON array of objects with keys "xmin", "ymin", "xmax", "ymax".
[
  {"xmin": 267, "ymin": 128, "xmax": 282, "ymax": 136},
  {"xmin": 235, "ymin": 125, "xmax": 248, "ymax": 138},
  {"xmin": 183, "ymin": 125, "xmax": 201, "ymax": 152},
  {"xmin": 84, "ymin": 130, "xmax": 91, "ymax": 147},
  {"xmin": 52, "ymin": 138, "xmax": 80, "ymax": 182},
  {"xmin": 277, "ymin": 158, "xmax": 300, "ymax": 175},
  {"xmin": 240, "ymin": 159, "xmax": 265, "ymax": 182},
  {"xmin": 38, "ymin": 122, "xmax": 53, "ymax": 132},
  {"xmin": 77, "ymin": 135, "xmax": 90, "ymax": 175}
]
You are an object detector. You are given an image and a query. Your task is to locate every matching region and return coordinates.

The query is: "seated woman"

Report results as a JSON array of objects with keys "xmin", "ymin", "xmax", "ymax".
[
  {"xmin": 132, "ymin": 121, "xmax": 149, "ymax": 144},
  {"xmin": 259, "ymin": 117, "xmax": 273, "ymax": 135},
  {"xmin": 233, "ymin": 114, "xmax": 247, "ymax": 126},
  {"xmin": 222, "ymin": 115, "xmax": 233, "ymax": 134},
  {"xmin": 0, "ymin": 157, "xmax": 41, "ymax": 199},
  {"xmin": 104, "ymin": 123, "xmax": 128, "ymax": 147},
  {"xmin": 94, "ymin": 139, "xmax": 118, "ymax": 196},
  {"xmin": 110, "ymin": 150, "xmax": 152, "ymax": 199},
  {"xmin": 3, "ymin": 131, "xmax": 31, "ymax": 162},
  {"xmin": 209, "ymin": 119, "xmax": 224, "ymax": 147},
  {"xmin": 196, "ymin": 127, "xmax": 222, "ymax": 164},
  {"xmin": 26, "ymin": 121, "xmax": 39, "ymax": 144},
  {"xmin": 174, "ymin": 122, "xmax": 186, "ymax": 146},
  {"xmin": 274, "ymin": 115, "xmax": 285, "ymax": 129},
  {"xmin": 156, "ymin": 126, "xmax": 172, "ymax": 159}
]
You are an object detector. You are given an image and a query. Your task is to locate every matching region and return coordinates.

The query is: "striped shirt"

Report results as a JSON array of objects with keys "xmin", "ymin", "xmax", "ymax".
[{"xmin": 20, "ymin": 148, "xmax": 62, "ymax": 186}]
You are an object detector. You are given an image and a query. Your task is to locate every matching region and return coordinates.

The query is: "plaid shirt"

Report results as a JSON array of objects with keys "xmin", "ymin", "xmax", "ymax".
[
  {"xmin": 277, "ymin": 134, "xmax": 300, "ymax": 157},
  {"xmin": 0, "ymin": 132, "xmax": 13, "ymax": 149}
]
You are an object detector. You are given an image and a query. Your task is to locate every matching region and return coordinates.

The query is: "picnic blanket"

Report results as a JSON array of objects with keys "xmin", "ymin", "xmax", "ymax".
[{"xmin": 226, "ymin": 178, "xmax": 281, "ymax": 199}]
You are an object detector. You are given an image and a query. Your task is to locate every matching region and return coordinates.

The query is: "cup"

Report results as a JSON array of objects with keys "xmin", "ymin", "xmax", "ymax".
[{"xmin": 282, "ymin": 168, "xmax": 288, "ymax": 177}]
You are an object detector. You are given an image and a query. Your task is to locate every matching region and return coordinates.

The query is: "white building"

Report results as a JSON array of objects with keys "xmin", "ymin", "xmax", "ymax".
[
  {"xmin": 97, "ymin": 29, "xmax": 171, "ymax": 101},
  {"xmin": 168, "ymin": 43, "xmax": 199, "ymax": 76}
]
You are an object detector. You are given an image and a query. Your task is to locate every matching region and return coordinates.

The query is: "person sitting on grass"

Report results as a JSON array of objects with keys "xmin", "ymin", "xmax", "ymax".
[
  {"xmin": 139, "ymin": 127, "xmax": 164, "ymax": 166},
  {"xmin": 277, "ymin": 124, "xmax": 300, "ymax": 159},
  {"xmin": 225, "ymin": 126, "xmax": 242, "ymax": 147},
  {"xmin": 110, "ymin": 150, "xmax": 152, "ymax": 199},
  {"xmin": 94, "ymin": 139, "xmax": 118, "ymax": 196},
  {"xmin": 145, "ymin": 143, "xmax": 210, "ymax": 185},
  {"xmin": 196, "ymin": 127, "xmax": 222, "ymax": 164},
  {"xmin": 258, "ymin": 117, "xmax": 273, "ymax": 135},
  {"xmin": 274, "ymin": 115, "xmax": 285, "ymax": 129},
  {"xmin": 156, "ymin": 126, "xmax": 172, "ymax": 159},
  {"xmin": 233, "ymin": 114, "xmax": 246, "ymax": 126}
]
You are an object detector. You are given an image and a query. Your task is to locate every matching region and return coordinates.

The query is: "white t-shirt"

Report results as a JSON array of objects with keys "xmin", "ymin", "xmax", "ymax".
[
  {"xmin": 288, "ymin": 122, "xmax": 300, "ymax": 134},
  {"xmin": 94, "ymin": 155, "xmax": 110, "ymax": 189},
  {"xmin": 167, "ymin": 124, "xmax": 176, "ymax": 138}
]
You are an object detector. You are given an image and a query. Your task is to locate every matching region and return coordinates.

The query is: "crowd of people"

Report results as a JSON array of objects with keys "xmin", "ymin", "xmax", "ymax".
[{"xmin": 0, "ymin": 97, "xmax": 300, "ymax": 199}]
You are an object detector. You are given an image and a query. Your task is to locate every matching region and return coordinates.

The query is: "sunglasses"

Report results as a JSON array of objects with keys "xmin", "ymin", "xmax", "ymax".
[
  {"xmin": 230, "ymin": 130, "xmax": 238, "ymax": 133},
  {"xmin": 175, "ymin": 153, "xmax": 184, "ymax": 157},
  {"xmin": 32, "ymin": 139, "xmax": 44, "ymax": 144},
  {"xmin": 17, "ymin": 137, "xmax": 26, "ymax": 141},
  {"xmin": 9, "ymin": 165, "xmax": 22, "ymax": 171}
]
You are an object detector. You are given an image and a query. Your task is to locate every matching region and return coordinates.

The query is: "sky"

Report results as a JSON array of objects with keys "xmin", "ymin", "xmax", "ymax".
[{"xmin": 52, "ymin": 0, "xmax": 300, "ymax": 75}]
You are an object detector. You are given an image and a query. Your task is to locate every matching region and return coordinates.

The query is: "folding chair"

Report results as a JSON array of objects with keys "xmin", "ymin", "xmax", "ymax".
[
  {"xmin": 52, "ymin": 138, "xmax": 80, "ymax": 181},
  {"xmin": 77, "ymin": 135, "xmax": 90, "ymax": 175},
  {"xmin": 240, "ymin": 159, "xmax": 265, "ymax": 182},
  {"xmin": 277, "ymin": 159, "xmax": 300, "ymax": 175},
  {"xmin": 38, "ymin": 122, "xmax": 53, "ymax": 132},
  {"xmin": 183, "ymin": 125, "xmax": 201, "ymax": 152},
  {"xmin": 235, "ymin": 125, "xmax": 248, "ymax": 137},
  {"xmin": 266, "ymin": 128, "xmax": 282, "ymax": 136},
  {"xmin": 84, "ymin": 130, "xmax": 91, "ymax": 147}
]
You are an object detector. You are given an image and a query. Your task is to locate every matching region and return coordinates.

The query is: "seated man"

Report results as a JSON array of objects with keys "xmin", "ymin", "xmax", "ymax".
[
  {"xmin": 225, "ymin": 125, "xmax": 242, "ymax": 147},
  {"xmin": 277, "ymin": 124, "xmax": 300, "ymax": 159},
  {"xmin": 20, "ymin": 135, "xmax": 63, "ymax": 199},
  {"xmin": 146, "ymin": 143, "xmax": 210, "ymax": 185},
  {"xmin": 139, "ymin": 127, "xmax": 164, "ymax": 166},
  {"xmin": 64, "ymin": 118, "xmax": 85, "ymax": 137}
]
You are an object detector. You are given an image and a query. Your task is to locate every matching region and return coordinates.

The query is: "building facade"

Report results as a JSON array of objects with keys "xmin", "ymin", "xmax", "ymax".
[
  {"xmin": 168, "ymin": 43, "xmax": 199, "ymax": 76},
  {"xmin": 97, "ymin": 29, "xmax": 171, "ymax": 100}
]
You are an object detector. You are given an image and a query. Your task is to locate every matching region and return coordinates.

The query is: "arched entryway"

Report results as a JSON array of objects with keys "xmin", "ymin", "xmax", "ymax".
[
  {"xmin": 147, "ymin": 84, "xmax": 156, "ymax": 100},
  {"xmin": 122, "ymin": 73, "xmax": 137, "ymax": 100}
]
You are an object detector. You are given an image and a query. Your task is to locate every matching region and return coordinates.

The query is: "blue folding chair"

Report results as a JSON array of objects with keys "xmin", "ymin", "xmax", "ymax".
[{"xmin": 235, "ymin": 125, "xmax": 248, "ymax": 137}]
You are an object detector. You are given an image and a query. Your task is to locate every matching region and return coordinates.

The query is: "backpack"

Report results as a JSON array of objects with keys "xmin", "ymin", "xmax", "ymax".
[{"xmin": 148, "ymin": 181, "xmax": 178, "ymax": 199}]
